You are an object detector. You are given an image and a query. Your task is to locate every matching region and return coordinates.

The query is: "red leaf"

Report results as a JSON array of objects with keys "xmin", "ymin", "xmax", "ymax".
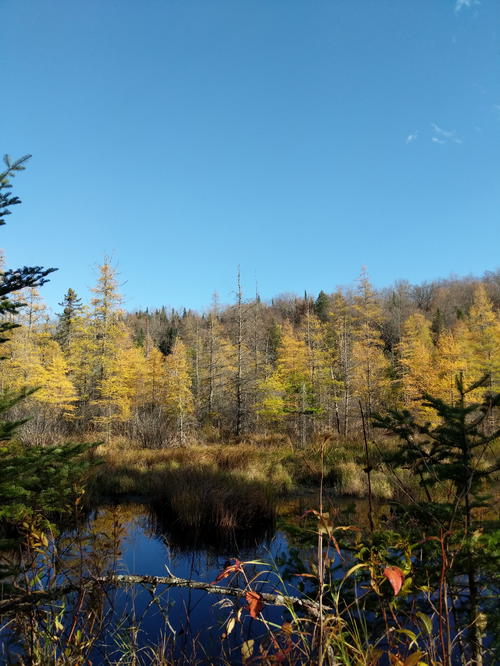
[
  {"xmin": 212, "ymin": 559, "xmax": 243, "ymax": 584},
  {"xmin": 383, "ymin": 566, "xmax": 405, "ymax": 596},
  {"xmin": 245, "ymin": 589, "xmax": 264, "ymax": 618}
]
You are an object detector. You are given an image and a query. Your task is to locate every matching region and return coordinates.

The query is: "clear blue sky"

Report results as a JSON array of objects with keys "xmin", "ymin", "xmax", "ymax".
[{"xmin": 3, "ymin": 0, "xmax": 499, "ymax": 314}]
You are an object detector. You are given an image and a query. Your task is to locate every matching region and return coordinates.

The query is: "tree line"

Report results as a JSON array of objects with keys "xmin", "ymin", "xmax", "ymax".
[{"xmin": 2, "ymin": 260, "xmax": 499, "ymax": 446}]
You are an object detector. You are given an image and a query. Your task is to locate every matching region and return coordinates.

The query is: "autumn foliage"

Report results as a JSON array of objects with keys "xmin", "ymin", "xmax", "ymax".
[{"xmin": 1, "ymin": 261, "xmax": 498, "ymax": 447}]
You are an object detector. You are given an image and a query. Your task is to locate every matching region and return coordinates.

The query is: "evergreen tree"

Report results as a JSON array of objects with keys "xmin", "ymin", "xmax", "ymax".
[
  {"xmin": 56, "ymin": 287, "xmax": 83, "ymax": 349},
  {"xmin": 314, "ymin": 290, "xmax": 330, "ymax": 322},
  {"xmin": 0, "ymin": 155, "xmax": 93, "ymax": 586},
  {"xmin": 373, "ymin": 376, "xmax": 499, "ymax": 665}
]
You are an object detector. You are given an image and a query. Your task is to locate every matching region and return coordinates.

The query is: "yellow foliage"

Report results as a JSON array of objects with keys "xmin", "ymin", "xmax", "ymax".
[
  {"xmin": 351, "ymin": 270, "xmax": 390, "ymax": 412},
  {"xmin": 400, "ymin": 314, "xmax": 436, "ymax": 398},
  {"xmin": 258, "ymin": 372, "xmax": 286, "ymax": 421},
  {"xmin": 165, "ymin": 338, "xmax": 194, "ymax": 443},
  {"xmin": 36, "ymin": 340, "xmax": 77, "ymax": 413},
  {"xmin": 462, "ymin": 285, "xmax": 500, "ymax": 395},
  {"xmin": 276, "ymin": 322, "xmax": 309, "ymax": 383},
  {"xmin": 2, "ymin": 319, "xmax": 76, "ymax": 414}
]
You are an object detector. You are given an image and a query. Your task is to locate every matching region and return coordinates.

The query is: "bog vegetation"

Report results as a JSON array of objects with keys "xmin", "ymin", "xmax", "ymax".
[{"xmin": 0, "ymin": 156, "xmax": 499, "ymax": 665}]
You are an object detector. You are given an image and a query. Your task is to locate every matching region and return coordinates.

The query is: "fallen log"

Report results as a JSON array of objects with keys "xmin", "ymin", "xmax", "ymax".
[
  {"xmin": 95, "ymin": 573, "xmax": 331, "ymax": 619},
  {"xmin": 1, "ymin": 573, "xmax": 331, "ymax": 619}
]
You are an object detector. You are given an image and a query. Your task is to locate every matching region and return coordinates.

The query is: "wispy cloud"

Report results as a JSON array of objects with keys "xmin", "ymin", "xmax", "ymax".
[
  {"xmin": 455, "ymin": 0, "xmax": 480, "ymax": 13},
  {"xmin": 406, "ymin": 132, "xmax": 418, "ymax": 144},
  {"xmin": 431, "ymin": 123, "xmax": 462, "ymax": 144}
]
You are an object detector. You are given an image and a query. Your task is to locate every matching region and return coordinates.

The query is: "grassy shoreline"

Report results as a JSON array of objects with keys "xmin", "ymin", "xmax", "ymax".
[
  {"xmin": 86, "ymin": 437, "xmax": 418, "ymax": 535},
  {"xmin": 89, "ymin": 437, "xmax": 404, "ymax": 499}
]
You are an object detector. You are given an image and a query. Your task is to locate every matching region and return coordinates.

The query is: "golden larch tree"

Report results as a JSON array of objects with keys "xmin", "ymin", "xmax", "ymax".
[
  {"xmin": 462, "ymin": 284, "xmax": 500, "ymax": 396},
  {"xmin": 351, "ymin": 269, "xmax": 390, "ymax": 418},
  {"xmin": 165, "ymin": 338, "xmax": 194, "ymax": 445},
  {"xmin": 399, "ymin": 313, "xmax": 439, "ymax": 419}
]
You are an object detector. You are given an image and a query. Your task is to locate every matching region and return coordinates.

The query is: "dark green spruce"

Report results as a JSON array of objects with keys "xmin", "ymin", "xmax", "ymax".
[
  {"xmin": 373, "ymin": 374, "xmax": 499, "ymax": 665},
  {"xmin": 0, "ymin": 154, "xmax": 96, "ymax": 591}
]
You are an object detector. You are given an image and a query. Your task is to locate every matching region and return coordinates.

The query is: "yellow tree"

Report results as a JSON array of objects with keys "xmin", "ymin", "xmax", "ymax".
[
  {"xmin": 399, "ymin": 313, "xmax": 438, "ymax": 417},
  {"xmin": 2, "ymin": 290, "xmax": 76, "ymax": 417},
  {"xmin": 2, "ymin": 289, "xmax": 48, "ymax": 392},
  {"xmin": 140, "ymin": 336, "xmax": 167, "ymax": 406},
  {"xmin": 299, "ymin": 310, "xmax": 330, "ymax": 431},
  {"xmin": 18, "ymin": 287, "xmax": 47, "ymax": 334},
  {"xmin": 2, "ymin": 325, "xmax": 46, "ymax": 393},
  {"xmin": 259, "ymin": 322, "xmax": 311, "ymax": 445},
  {"xmin": 258, "ymin": 372, "xmax": 286, "ymax": 424},
  {"xmin": 351, "ymin": 270, "xmax": 390, "ymax": 419},
  {"xmin": 436, "ymin": 325, "xmax": 465, "ymax": 405},
  {"xmin": 462, "ymin": 284, "xmax": 500, "ymax": 396},
  {"xmin": 90, "ymin": 261, "xmax": 124, "ymax": 383},
  {"xmin": 165, "ymin": 338, "xmax": 194, "ymax": 444},
  {"xmin": 97, "ymin": 340, "xmax": 148, "ymax": 425},
  {"xmin": 83, "ymin": 261, "xmax": 142, "ymax": 437},
  {"xmin": 37, "ymin": 339, "xmax": 77, "ymax": 414}
]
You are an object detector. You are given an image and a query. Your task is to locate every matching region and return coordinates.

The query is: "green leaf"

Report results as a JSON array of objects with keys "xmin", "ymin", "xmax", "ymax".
[{"xmin": 416, "ymin": 611, "xmax": 433, "ymax": 635}]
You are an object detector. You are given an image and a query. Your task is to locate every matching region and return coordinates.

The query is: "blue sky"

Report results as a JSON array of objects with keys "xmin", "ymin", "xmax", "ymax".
[{"xmin": 2, "ymin": 0, "xmax": 499, "ymax": 314}]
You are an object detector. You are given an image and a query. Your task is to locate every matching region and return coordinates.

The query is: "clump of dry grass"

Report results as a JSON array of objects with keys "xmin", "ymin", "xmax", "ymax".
[{"xmin": 90, "ymin": 443, "xmax": 280, "ymax": 534}]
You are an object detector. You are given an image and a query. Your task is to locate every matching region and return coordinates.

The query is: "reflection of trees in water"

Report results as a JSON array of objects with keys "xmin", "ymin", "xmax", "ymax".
[
  {"xmin": 84, "ymin": 503, "xmax": 144, "ymax": 574},
  {"xmin": 147, "ymin": 500, "xmax": 275, "ymax": 555}
]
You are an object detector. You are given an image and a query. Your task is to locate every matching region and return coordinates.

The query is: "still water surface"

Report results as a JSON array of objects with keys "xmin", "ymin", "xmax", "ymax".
[{"xmin": 79, "ymin": 498, "xmax": 361, "ymax": 663}]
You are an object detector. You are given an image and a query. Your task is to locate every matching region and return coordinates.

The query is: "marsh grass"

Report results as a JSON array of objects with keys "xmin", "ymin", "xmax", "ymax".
[
  {"xmin": 88, "ymin": 436, "xmax": 416, "ymax": 518},
  {"xmin": 84, "ymin": 436, "xmax": 420, "ymax": 556}
]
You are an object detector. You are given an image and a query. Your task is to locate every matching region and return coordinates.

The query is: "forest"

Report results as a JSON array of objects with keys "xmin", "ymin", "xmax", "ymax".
[
  {"xmin": 1, "ymin": 156, "xmax": 499, "ymax": 666},
  {"xmin": 3, "ymin": 257, "xmax": 499, "ymax": 449}
]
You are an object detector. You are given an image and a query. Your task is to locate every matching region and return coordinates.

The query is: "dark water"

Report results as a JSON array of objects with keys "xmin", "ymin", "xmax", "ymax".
[
  {"xmin": 2, "ymin": 498, "xmax": 495, "ymax": 664},
  {"xmin": 2, "ymin": 496, "xmax": 354, "ymax": 664}
]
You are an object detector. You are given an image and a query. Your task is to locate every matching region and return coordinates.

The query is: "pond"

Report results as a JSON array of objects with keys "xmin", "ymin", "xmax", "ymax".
[
  {"xmin": 1, "ymin": 496, "xmax": 368, "ymax": 665},
  {"xmin": 88, "ymin": 502, "xmax": 298, "ymax": 663},
  {"xmin": 4, "ymin": 496, "xmax": 493, "ymax": 664},
  {"xmin": 80, "ymin": 498, "xmax": 363, "ymax": 664}
]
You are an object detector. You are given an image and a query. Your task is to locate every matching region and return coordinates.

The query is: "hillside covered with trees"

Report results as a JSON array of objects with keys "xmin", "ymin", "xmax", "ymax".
[{"xmin": 3, "ymin": 260, "xmax": 499, "ymax": 448}]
